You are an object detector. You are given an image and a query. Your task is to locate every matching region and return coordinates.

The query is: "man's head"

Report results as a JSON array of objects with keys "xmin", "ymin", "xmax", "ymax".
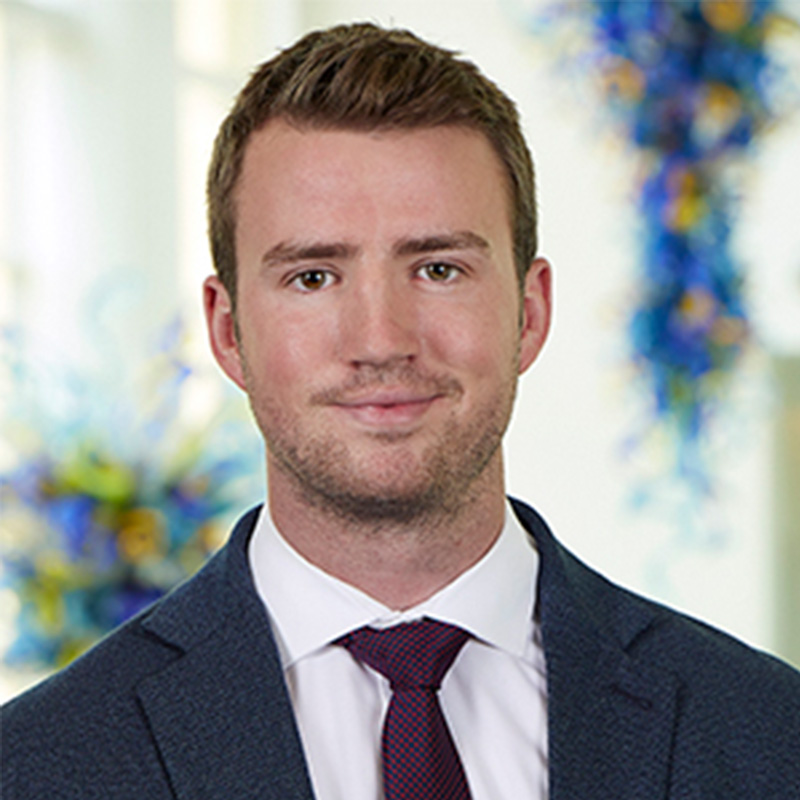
[
  {"xmin": 203, "ymin": 24, "xmax": 551, "ymax": 531},
  {"xmin": 207, "ymin": 22, "xmax": 537, "ymax": 309}
]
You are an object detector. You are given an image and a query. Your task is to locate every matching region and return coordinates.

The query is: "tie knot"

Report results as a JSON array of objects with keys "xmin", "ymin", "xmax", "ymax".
[{"xmin": 337, "ymin": 618, "xmax": 470, "ymax": 692}]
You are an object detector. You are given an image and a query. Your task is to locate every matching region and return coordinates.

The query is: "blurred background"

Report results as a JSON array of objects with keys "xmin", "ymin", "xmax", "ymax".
[{"xmin": 1, "ymin": 0, "xmax": 799, "ymax": 702}]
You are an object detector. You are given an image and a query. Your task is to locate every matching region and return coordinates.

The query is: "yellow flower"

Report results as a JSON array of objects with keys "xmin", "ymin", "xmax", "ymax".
[
  {"xmin": 603, "ymin": 56, "xmax": 646, "ymax": 103},
  {"xmin": 58, "ymin": 447, "xmax": 137, "ymax": 505},
  {"xmin": 701, "ymin": 0, "xmax": 753, "ymax": 33},
  {"xmin": 679, "ymin": 288, "xmax": 717, "ymax": 328},
  {"xmin": 117, "ymin": 508, "xmax": 166, "ymax": 563}
]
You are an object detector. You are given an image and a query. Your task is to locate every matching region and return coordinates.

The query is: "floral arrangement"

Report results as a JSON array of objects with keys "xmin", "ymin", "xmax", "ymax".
[
  {"xmin": 538, "ymin": 0, "xmax": 798, "ymax": 480},
  {"xmin": 0, "ymin": 318, "xmax": 261, "ymax": 672}
]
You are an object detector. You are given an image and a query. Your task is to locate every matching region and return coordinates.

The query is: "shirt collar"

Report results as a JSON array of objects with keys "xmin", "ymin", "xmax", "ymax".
[{"xmin": 249, "ymin": 501, "xmax": 539, "ymax": 669}]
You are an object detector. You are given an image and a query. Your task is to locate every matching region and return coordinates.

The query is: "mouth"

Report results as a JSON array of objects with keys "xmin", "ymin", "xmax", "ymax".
[{"xmin": 331, "ymin": 391, "xmax": 445, "ymax": 428}]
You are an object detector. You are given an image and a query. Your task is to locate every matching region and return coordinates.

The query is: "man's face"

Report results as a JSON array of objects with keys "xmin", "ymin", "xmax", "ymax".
[{"xmin": 205, "ymin": 121, "xmax": 550, "ymax": 524}]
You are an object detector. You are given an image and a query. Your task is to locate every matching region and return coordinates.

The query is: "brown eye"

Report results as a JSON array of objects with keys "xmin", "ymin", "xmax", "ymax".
[
  {"xmin": 421, "ymin": 262, "xmax": 458, "ymax": 282},
  {"xmin": 293, "ymin": 270, "xmax": 331, "ymax": 291}
]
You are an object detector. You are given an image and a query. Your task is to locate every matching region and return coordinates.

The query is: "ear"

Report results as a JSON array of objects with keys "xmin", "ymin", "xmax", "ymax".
[
  {"xmin": 203, "ymin": 275, "xmax": 247, "ymax": 391},
  {"xmin": 518, "ymin": 257, "xmax": 552, "ymax": 375}
]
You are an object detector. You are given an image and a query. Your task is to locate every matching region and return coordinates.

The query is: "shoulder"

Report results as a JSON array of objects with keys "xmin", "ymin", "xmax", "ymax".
[
  {"xmin": 1, "ymin": 604, "xmax": 181, "ymax": 798},
  {"xmin": 511, "ymin": 497, "xmax": 800, "ymax": 718},
  {"xmin": 622, "ymin": 586, "xmax": 800, "ymax": 786},
  {"xmin": 1, "ymin": 507, "xmax": 267, "ymax": 796},
  {"xmin": 511, "ymin": 497, "xmax": 800, "ymax": 792}
]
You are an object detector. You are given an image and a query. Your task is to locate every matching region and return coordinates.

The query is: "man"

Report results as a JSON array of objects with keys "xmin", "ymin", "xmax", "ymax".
[{"xmin": 2, "ymin": 22, "xmax": 799, "ymax": 800}]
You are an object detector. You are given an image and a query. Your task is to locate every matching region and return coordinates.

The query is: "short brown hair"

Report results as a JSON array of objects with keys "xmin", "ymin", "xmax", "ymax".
[{"xmin": 207, "ymin": 22, "xmax": 537, "ymax": 304}]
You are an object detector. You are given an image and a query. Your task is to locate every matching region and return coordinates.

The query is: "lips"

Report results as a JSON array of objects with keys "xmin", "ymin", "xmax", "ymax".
[{"xmin": 332, "ymin": 390, "xmax": 444, "ymax": 428}]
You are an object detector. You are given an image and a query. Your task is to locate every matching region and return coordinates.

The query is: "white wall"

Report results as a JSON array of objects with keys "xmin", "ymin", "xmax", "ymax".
[{"xmin": 1, "ymin": 1, "xmax": 179, "ymax": 365}]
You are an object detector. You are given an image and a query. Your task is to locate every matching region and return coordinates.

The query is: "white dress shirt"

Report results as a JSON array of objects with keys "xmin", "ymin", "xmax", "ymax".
[{"xmin": 249, "ymin": 501, "xmax": 548, "ymax": 800}]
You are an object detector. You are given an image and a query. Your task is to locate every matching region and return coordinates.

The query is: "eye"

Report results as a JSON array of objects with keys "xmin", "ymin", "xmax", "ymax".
[
  {"xmin": 417, "ymin": 262, "xmax": 461, "ymax": 283},
  {"xmin": 290, "ymin": 269, "xmax": 334, "ymax": 292}
]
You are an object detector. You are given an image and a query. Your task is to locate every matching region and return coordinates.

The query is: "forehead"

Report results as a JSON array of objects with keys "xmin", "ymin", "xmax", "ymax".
[{"xmin": 234, "ymin": 121, "xmax": 514, "ymax": 253}]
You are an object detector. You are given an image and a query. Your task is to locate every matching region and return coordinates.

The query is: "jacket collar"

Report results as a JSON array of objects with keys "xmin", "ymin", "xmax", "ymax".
[
  {"xmin": 511, "ymin": 498, "xmax": 679, "ymax": 799},
  {"xmin": 136, "ymin": 507, "xmax": 315, "ymax": 800}
]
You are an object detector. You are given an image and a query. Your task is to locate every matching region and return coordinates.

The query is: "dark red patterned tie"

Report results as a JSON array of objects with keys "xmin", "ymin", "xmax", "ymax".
[{"xmin": 336, "ymin": 618, "xmax": 472, "ymax": 800}]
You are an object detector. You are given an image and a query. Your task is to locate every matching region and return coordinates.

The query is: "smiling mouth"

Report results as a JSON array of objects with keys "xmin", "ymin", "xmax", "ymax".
[
  {"xmin": 332, "ymin": 393, "xmax": 444, "ymax": 427},
  {"xmin": 312, "ymin": 370, "xmax": 464, "ymax": 428}
]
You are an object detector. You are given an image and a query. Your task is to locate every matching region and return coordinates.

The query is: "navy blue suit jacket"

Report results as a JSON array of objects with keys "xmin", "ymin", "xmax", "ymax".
[{"xmin": 3, "ymin": 499, "xmax": 800, "ymax": 798}]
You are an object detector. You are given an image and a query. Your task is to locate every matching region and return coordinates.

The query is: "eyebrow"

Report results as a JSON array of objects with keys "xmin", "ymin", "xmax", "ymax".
[
  {"xmin": 260, "ymin": 230, "xmax": 491, "ymax": 267},
  {"xmin": 393, "ymin": 231, "xmax": 491, "ymax": 257},
  {"xmin": 261, "ymin": 241, "xmax": 359, "ymax": 267}
]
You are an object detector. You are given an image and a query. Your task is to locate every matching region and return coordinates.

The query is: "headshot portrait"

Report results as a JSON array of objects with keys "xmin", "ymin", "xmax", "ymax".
[{"xmin": 2, "ymin": 3, "xmax": 799, "ymax": 799}]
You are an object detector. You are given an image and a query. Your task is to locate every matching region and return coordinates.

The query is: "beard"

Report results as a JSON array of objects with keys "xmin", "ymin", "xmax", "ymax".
[{"xmin": 244, "ymin": 359, "xmax": 518, "ymax": 529}]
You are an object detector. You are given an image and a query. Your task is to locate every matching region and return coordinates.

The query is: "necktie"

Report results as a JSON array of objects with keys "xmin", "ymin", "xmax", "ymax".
[{"xmin": 336, "ymin": 617, "xmax": 472, "ymax": 800}]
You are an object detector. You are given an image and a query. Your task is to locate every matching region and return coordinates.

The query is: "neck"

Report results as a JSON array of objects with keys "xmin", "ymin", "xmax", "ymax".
[{"xmin": 266, "ymin": 458, "xmax": 507, "ymax": 610}]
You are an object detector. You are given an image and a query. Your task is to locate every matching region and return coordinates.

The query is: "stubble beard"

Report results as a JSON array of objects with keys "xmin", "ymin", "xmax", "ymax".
[{"xmin": 245, "ymin": 361, "xmax": 519, "ymax": 531}]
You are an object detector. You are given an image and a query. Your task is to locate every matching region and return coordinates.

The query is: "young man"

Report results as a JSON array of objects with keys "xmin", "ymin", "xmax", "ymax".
[{"xmin": 3, "ymin": 23, "xmax": 799, "ymax": 800}]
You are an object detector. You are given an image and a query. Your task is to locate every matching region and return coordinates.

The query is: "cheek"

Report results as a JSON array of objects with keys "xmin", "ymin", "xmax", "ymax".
[
  {"xmin": 239, "ymin": 301, "xmax": 334, "ymax": 390},
  {"xmin": 428, "ymin": 303, "xmax": 518, "ymax": 376}
]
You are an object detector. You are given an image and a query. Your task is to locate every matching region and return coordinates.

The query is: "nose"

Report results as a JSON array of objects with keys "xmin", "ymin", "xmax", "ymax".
[{"xmin": 339, "ymin": 273, "xmax": 420, "ymax": 368}]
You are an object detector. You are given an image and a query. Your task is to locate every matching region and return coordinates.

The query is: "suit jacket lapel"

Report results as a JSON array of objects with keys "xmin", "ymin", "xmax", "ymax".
[
  {"xmin": 136, "ymin": 508, "xmax": 316, "ymax": 800},
  {"xmin": 512, "ymin": 499, "xmax": 680, "ymax": 800}
]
